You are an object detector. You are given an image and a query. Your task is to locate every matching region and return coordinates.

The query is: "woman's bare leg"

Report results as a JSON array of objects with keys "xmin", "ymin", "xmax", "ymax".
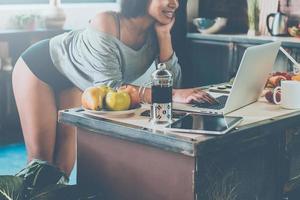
[
  {"xmin": 54, "ymin": 87, "xmax": 82, "ymax": 176},
  {"xmin": 12, "ymin": 58, "xmax": 57, "ymax": 164}
]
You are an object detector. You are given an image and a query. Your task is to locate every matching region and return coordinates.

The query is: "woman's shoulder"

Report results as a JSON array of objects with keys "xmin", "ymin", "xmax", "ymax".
[{"xmin": 90, "ymin": 11, "xmax": 118, "ymax": 38}]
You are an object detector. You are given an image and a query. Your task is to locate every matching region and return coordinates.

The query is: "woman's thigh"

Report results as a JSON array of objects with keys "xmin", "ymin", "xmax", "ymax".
[
  {"xmin": 12, "ymin": 57, "xmax": 58, "ymax": 133},
  {"xmin": 54, "ymin": 87, "xmax": 82, "ymax": 175},
  {"xmin": 12, "ymin": 58, "xmax": 58, "ymax": 162}
]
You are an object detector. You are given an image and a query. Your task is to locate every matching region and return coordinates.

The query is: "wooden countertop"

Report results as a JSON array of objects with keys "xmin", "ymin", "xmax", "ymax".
[
  {"xmin": 59, "ymin": 100, "xmax": 300, "ymax": 157},
  {"xmin": 187, "ymin": 33, "xmax": 300, "ymax": 48}
]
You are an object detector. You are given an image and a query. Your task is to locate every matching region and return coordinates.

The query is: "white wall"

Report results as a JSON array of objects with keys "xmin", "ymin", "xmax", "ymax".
[{"xmin": 0, "ymin": 3, "xmax": 120, "ymax": 30}]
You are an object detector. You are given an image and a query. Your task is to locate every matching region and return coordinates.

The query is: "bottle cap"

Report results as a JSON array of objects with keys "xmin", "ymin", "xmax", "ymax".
[
  {"xmin": 157, "ymin": 63, "xmax": 167, "ymax": 70},
  {"xmin": 151, "ymin": 64, "xmax": 172, "ymax": 80}
]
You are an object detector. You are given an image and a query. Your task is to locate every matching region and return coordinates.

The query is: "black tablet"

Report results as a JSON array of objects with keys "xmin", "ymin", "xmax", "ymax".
[{"xmin": 165, "ymin": 114, "xmax": 243, "ymax": 135}]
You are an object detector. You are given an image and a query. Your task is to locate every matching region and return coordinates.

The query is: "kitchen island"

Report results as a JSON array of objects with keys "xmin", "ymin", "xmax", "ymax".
[{"xmin": 59, "ymin": 100, "xmax": 300, "ymax": 200}]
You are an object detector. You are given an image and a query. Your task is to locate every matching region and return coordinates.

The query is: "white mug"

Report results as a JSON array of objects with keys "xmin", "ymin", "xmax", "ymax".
[{"xmin": 273, "ymin": 80, "xmax": 300, "ymax": 109}]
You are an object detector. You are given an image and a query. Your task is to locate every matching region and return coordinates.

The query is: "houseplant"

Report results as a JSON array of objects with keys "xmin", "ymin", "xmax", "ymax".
[
  {"xmin": 247, "ymin": 0, "xmax": 260, "ymax": 36},
  {"xmin": 43, "ymin": 0, "xmax": 66, "ymax": 29},
  {"xmin": 10, "ymin": 13, "xmax": 40, "ymax": 30}
]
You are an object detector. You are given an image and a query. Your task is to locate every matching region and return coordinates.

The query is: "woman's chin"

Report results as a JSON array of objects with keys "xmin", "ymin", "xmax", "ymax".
[{"xmin": 157, "ymin": 18, "xmax": 172, "ymax": 25}]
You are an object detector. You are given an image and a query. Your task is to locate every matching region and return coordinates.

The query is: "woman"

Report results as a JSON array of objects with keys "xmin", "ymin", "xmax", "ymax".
[{"xmin": 12, "ymin": 0, "xmax": 215, "ymax": 193}]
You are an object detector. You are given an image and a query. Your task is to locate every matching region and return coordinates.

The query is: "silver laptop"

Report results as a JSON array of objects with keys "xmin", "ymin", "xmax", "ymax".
[{"xmin": 173, "ymin": 41, "xmax": 281, "ymax": 115}]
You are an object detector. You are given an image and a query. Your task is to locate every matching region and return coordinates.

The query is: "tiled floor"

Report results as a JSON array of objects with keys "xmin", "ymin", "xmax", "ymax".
[{"xmin": 0, "ymin": 143, "xmax": 76, "ymax": 184}]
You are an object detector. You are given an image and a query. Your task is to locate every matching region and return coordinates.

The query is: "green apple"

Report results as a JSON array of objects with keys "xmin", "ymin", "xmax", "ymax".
[
  {"xmin": 95, "ymin": 85, "xmax": 115, "ymax": 98},
  {"xmin": 105, "ymin": 91, "xmax": 131, "ymax": 111}
]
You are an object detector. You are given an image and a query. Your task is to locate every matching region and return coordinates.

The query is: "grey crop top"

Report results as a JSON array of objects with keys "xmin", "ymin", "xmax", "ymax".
[{"xmin": 49, "ymin": 13, "xmax": 182, "ymax": 90}]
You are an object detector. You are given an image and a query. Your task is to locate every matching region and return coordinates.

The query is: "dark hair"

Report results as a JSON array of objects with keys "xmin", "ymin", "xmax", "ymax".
[{"xmin": 120, "ymin": 0, "xmax": 148, "ymax": 18}]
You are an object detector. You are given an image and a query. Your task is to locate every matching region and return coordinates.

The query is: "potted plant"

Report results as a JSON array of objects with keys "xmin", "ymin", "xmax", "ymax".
[
  {"xmin": 247, "ymin": 0, "xmax": 260, "ymax": 36},
  {"xmin": 10, "ymin": 13, "xmax": 40, "ymax": 30},
  {"xmin": 43, "ymin": 0, "xmax": 66, "ymax": 29}
]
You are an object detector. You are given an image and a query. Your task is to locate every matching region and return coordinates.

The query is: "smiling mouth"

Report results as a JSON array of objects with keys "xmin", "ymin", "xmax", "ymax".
[{"xmin": 162, "ymin": 11, "xmax": 174, "ymax": 19}]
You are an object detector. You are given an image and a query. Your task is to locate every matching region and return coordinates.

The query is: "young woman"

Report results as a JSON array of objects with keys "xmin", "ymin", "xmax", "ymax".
[{"xmin": 12, "ymin": 0, "xmax": 215, "ymax": 190}]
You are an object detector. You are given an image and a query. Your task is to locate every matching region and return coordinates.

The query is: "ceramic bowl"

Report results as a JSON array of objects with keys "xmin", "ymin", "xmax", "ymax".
[
  {"xmin": 193, "ymin": 17, "xmax": 228, "ymax": 34},
  {"xmin": 193, "ymin": 18, "xmax": 215, "ymax": 30}
]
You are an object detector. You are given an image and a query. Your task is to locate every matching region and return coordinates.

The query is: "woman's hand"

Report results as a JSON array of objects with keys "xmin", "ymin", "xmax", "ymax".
[
  {"xmin": 173, "ymin": 88, "xmax": 218, "ymax": 104},
  {"xmin": 155, "ymin": 17, "xmax": 175, "ymax": 37}
]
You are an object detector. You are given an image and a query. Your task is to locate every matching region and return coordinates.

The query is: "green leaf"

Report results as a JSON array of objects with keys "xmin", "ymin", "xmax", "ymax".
[
  {"xmin": 31, "ymin": 184, "xmax": 102, "ymax": 200},
  {"xmin": 0, "ymin": 175, "xmax": 102, "ymax": 200},
  {"xmin": 0, "ymin": 176, "xmax": 24, "ymax": 200}
]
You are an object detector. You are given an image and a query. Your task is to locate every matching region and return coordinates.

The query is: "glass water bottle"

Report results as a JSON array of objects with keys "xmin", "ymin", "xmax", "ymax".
[{"xmin": 150, "ymin": 63, "xmax": 173, "ymax": 124}]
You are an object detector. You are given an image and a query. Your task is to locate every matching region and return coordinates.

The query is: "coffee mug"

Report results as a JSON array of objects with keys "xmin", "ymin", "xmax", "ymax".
[{"xmin": 273, "ymin": 80, "xmax": 300, "ymax": 109}]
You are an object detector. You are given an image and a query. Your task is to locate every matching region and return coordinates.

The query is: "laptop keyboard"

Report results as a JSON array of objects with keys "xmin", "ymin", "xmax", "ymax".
[{"xmin": 192, "ymin": 95, "xmax": 228, "ymax": 110}]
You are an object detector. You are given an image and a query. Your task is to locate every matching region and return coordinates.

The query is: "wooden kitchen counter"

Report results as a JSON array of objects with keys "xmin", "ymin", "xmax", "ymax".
[{"xmin": 59, "ymin": 101, "xmax": 300, "ymax": 200}]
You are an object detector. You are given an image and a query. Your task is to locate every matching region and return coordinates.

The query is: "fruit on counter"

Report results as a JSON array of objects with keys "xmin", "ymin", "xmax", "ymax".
[
  {"xmin": 265, "ymin": 89, "xmax": 281, "ymax": 104},
  {"xmin": 288, "ymin": 26, "xmax": 300, "ymax": 38},
  {"xmin": 268, "ymin": 75, "xmax": 286, "ymax": 87},
  {"xmin": 96, "ymin": 85, "xmax": 114, "ymax": 97},
  {"xmin": 292, "ymin": 74, "xmax": 300, "ymax": 81},
  {"xmin": 105, "ymin": 91, "xmax": 131, "ymax": 111},
  {"xmin": 82, "ymin": 84, "xmax": 135, "ymax": 111},
  {"xmin": 273, "ymin": 72, "xmax": 292, "ymax": 80},
  {"xmin": 265, "ymin": 82, "xmax": 274, "ymax": 88},
  {"xmin": 118, "ymin": 85, "xmax": 140, "ymax": 108},
  {"xmin": 82, "ymin": 85, "xmax": 115, "ymax": 110},
  {"xmin": 265, "ymin": 72, "xmax": 292, "ymax": 88},
  {"xmin": 81, "ymin": 87, "xmax": 104, "ymax": 110},
  {"xmin": 265, "ymin": 90, "xmax": 273, "ymax": 103},
  {"xmin": 264, "ymin": 71, "xmax": 299, "ymax": 104}
]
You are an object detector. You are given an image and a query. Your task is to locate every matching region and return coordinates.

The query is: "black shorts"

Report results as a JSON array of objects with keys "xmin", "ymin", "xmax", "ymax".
[{"xmin": 21, "ymin": 39, "xmax": 74, "ymax": 93}]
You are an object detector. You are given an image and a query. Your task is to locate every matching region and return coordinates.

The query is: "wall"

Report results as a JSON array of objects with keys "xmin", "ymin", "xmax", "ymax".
[
  {"xmin": 0, "ymin": 3, "xmax": 119, "ymax": 30},
  {"xmin": 280, "ymin": 0, "xmax": 300, "ymax": 26},
  {"xmin": 280, "ymin": 0, "xmax": 300, "ymax": 24}
]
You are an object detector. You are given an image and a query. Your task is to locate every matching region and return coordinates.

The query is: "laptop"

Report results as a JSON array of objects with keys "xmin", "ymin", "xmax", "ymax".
[{"xmin": 173, "ymin": 41, "xmax": 281, "ymax": 115}]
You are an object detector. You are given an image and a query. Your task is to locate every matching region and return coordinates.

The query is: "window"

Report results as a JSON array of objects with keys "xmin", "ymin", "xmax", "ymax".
[{"xmin": 0, "ymin": 0, "xmax": 116, "ymax": 4}]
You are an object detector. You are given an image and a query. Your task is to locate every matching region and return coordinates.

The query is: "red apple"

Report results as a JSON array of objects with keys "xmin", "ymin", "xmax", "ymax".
[
  {"xmin": 273, "ymin": 72, "xmax": 293, "ymax": 80},
  {"xmin": 265, "ymin": 89, "xmax": 281, "ymax": 104},
  {"xmin": 265, "ymin": 90, "xmax": 274, "ymax": 103},
  {"xmin": 268, "ymin": 75, "xmax": 286, "ymax": 87},
  {"xmin": 118, "ymin": 85, "xmax": 140, "ymax": 108}
]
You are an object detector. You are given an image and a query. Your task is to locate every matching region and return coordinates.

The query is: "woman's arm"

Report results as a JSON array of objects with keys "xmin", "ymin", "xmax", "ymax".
[
  {"xmin": 155, "ymin": 18, "xmax": 175, "ymax": 62},
  {"xmin": 155, "ymin": 18, "xmax": 182, "ymax": 88},
  {"xmin": 120, "ymin": 85, "xmax": 217, "ymax": 104}
]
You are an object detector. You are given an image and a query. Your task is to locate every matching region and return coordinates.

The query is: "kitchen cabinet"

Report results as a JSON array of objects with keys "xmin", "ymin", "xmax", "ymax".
[
  {"xmin": 186, "ymin": 39, "xmax": 234, "ymax": 87},
  {"xmin": 185, "ymin": 33, "xmax": 300, "ymax": 87}
]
